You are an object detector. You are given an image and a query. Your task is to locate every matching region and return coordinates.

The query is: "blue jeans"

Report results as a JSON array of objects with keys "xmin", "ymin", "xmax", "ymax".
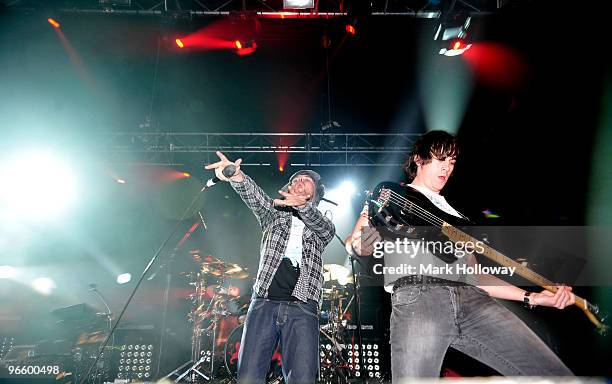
[
  {"xmin": 238, "ymin": 297, "xmax": 320, "ymax": 384},
  {"xmin": 390, "ymin": 284, "xmax": 572, "ymax": 380}
]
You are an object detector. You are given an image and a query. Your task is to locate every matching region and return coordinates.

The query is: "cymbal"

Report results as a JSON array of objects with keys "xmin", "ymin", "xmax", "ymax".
[
  {"xmin": 194, "ymin": 284, "xmax": 242, "ymax": 298},
  {"xmin": 201, "ymin": 261, "xmax": 249, "ymax": 279},
  {"xmin": 322, "ymin": 287, "xmax": 349, "ymax": 300},
  {"xmin": 323, "ymin": 264, "xmax": 352, "ymax": 285}
]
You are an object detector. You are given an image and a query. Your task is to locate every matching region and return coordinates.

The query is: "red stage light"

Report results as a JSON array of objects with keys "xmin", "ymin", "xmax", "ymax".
[
  {"xmin": 235, "ymin": 40, "xmax": 243, "ymax": 49},
  {"xmin": 345, "ymin": 24, "xmax": 356, "ymax": 35},
  {"xmin": 48, "ymin": 18, "xmax": 60, "ymax": 28},
  {"xmin": 453, "ymin": 40, "xmax": 462, "ymax": 50},
  {"xmin": 175, "ymin": 38, "xmax": 184, "ymax": 48},
  {"xmin": 183, "ymin": 172, "xmax": 191, "ymax": 177},
  {"xmin": 279, "ymin": 166, "xmax": 284, "ymax": 172}
]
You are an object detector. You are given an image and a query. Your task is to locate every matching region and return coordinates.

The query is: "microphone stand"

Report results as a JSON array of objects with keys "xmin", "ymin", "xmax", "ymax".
[
  {"xmin": 153, "ymin": 247, "xmax": 177, "ymax": 379},
  {"xmin": 87, "ymin": 284, "xmax": 113, "ymax": 382},
  {"xmin": 81, "ymin": 175, "xmax": 224, "ymax": 383},
  {"xmin": 88, "ymin": 284, "xmax": 113, "ymax": 335}
]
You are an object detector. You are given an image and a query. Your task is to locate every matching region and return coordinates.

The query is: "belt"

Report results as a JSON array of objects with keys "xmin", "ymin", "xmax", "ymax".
[{"xmin": 392, "ymin": 275, "xmax": 467, "ymax": 292}]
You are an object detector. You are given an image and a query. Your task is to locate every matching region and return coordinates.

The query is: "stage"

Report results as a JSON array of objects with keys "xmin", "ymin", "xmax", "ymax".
[{"xmin": 0, "ymin": 0, "xmax": 611, "ymax": 382}]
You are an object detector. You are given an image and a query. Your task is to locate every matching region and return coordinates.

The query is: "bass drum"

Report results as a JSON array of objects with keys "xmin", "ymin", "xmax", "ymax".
[{"xmin": 224, "ymin": 324, "xmax": 284, "ymax": 383}]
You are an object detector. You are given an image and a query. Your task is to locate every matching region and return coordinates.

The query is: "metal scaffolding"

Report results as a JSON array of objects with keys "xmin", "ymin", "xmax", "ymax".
[
  {"xmin": 4, "ymin": 0, "xmax": 502, "ymax": 17},
  {"xmin": 97, "ymin": 132, "xmax": 420, "ymax": 166}
]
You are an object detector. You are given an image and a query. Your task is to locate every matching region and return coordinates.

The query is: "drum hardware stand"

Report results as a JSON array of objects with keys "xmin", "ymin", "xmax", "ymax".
[
  {"xmin": 332, "ymin": 232, "xmax": 369, "ymax": 384},
  {"xmin": 319, "ymin": 296, "xmax": 351, "ymax": 384},
  {"xmin": 165, "ymin": 274, "xmax": 230, "ymax": 382},
  {"xmin": 349, "ymin": 260, "xmax": 369, "ymax": 383}
]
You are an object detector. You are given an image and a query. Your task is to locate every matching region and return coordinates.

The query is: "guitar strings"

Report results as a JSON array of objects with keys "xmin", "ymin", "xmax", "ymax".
[
  {"xmin": 381, "ymin": 190, "xmax": 558, "ymax": 287},
  {"xmin": 377, "ymin": 189, "xmax": 446, "ymax": 226},
  {"xmin": 387, "ymin": 189, "xmax": 448, "ymax": 225}
]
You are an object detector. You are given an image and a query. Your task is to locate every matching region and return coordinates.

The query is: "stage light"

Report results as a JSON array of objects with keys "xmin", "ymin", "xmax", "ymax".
[
  {"xmin": 116, "ymin": 178, "xmax": 126, "ymax": 184},
  {"xmin": 0, "ymin": 266, "xmax": 17, "ymax": 279},
  {"xmin": 279, "ymin": 165, "xmax": 285, "ymax": 172},
  {"xmin": 230, "ymin": 12, "xmax": 260, "ymax": 56},
  {"xmin": 320, "ymin": 180, "xmax": 357, "ymax": 217},
  {"xmin": 182, "ymin": 172, "xmax": 190, "ymax": 178},
  {"xmin": 32, "ymin": 277, "xmax": 56, "ymax": 295},
  {"xmin": 345, "ymin": 24, "xmax": 356, "ymax": 35},
  {"xmin": 117, "ymin": 273, "xmax": 132, "ymax": 284},
  {"xmin": 47, "ymin": 18, "xmax": 60, "ymax": 28},
  {"xmin": 337, "ymin": 181, "xmax": 356, "ymax": 197},
  {"xmin": 116, "ymin": 343, "xmax": 155, "ymax": 380},
  {"xmin": 234, "ymin": 39, "xmax": 257, "ymax": 56},
  {"xmin": 175, "ymin": 38, "xmax": 184, "ymax": 48},
  {"xmin": 435, "ymin": 15, "xmax": 472, "ymax": 56},
  {"xmin": 439, "ymin": 38, "xmax": 472, "ymax": 56},
  {"xmin": 0, "ymin": 150, "xmax": 78, "ymax": 221},
  {"xmin": 283, "ymin": 0, "xmax": 314, "ymax": 9}
]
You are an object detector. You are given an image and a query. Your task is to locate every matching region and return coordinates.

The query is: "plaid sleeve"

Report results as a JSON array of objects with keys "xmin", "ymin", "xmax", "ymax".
[
  {"xmin": 230, "ymin": 173, "xmax": 274, "ymax": 227},
  {"xmin": 295, "ymin": 202, "xmax": 336, "ymax": 245}
]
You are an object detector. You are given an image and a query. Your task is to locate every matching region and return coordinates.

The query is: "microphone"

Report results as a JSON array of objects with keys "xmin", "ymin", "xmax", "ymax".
[
  {"xmin": 88, "ymin": 282, "xmax": 112, "ymax": 319},
  {"xmin": 203, "ymin": 164, "xmax": 237, "ymax": 189}
]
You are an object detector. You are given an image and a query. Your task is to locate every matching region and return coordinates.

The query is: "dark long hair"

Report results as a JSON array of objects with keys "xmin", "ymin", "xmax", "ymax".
[{"xmin": 404, "ymin": 130, "xmax": 460, "ymax": 181}]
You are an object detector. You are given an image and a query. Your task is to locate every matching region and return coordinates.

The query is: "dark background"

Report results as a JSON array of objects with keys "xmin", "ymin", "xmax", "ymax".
[{"xmin": 0, "ymin": 0, "xmax": 610, "ymax": 379}]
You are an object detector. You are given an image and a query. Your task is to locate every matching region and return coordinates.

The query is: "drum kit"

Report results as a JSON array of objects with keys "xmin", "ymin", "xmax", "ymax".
[{"xmin": 166, "ymin": 256, "xmax": 362, "ymax": 383}]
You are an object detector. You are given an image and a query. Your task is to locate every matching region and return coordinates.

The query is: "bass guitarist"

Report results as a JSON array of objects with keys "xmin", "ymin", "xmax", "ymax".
[{"xmin": 345, "ymin": 130, "xmax": 575, "ymax": 380}]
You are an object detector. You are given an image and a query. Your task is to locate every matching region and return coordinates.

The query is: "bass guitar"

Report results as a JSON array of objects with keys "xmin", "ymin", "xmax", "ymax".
[{"xmin": 367, "ymin": 181, "xmax": 608, "ymax": 334}]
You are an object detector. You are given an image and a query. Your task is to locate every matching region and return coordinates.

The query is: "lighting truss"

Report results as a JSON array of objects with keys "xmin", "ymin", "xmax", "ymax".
[
  {"xmin": 5, "ymin": 0, "xmax": 506, "ymax": 17},
  {"xmin": 95, "ymin": 132, "xmax": 421, "ymax": 167}
]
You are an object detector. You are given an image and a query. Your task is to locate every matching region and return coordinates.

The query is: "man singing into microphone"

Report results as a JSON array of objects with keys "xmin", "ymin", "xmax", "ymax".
[{"xmin": 205, "ymin": 151, "xmax": 335, "ymax": 384}]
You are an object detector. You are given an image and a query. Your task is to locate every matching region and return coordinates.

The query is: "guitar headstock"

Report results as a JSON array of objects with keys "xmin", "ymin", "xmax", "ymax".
[{"xmin": 584, "ymin": 301, "xmax": 609, "ymax": 335}]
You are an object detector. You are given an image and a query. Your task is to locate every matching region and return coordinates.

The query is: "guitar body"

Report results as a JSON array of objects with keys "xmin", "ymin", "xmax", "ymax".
[{"xmin": 367, "ymin": 181, "xmax": 470, "ymax": 263}]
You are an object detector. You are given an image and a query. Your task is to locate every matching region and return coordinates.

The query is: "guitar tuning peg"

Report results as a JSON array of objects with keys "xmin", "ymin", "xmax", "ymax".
[{"xmin": 600, "ymin": 311, "xmax": 608, "ymax": 323}]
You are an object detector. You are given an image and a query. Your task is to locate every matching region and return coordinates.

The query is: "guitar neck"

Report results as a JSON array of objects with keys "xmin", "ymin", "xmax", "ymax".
[
  {"xmin": 441, "ymin": 223, "xmax": 592, "ymax": 309},
  {"xmin": 441, "ymin": 223, "xmax": 556, "ymax": 287}
]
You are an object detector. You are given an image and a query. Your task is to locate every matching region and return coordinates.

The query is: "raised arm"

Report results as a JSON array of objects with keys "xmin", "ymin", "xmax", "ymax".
[
  {"xmin": 230, "ymin": 172, "xmax": 275, "ymax": 227},
  {"xmin": 205, "ymin": 151, "xmax": 274, "ymax": 227}
]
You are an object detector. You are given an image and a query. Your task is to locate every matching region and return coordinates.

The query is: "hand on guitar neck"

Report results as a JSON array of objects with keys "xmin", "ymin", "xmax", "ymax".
[{"xmin": 530, "ymin": 285, "xmax": 574, "ymax": 309}]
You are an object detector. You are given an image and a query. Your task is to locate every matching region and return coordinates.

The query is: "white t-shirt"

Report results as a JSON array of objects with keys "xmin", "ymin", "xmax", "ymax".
[
  {"xmin": 284, "ymin": 215, "xmax": 305, "ymax": 267},
  {"xmin": 408, "ymin": 184, "xmax": 462, "ymax": 218}
]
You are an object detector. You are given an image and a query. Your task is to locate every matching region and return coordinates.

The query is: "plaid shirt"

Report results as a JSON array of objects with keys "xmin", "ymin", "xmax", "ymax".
[{"xmin": 230, "ymin": 173, "xmax": 335, "ymax": 303}]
